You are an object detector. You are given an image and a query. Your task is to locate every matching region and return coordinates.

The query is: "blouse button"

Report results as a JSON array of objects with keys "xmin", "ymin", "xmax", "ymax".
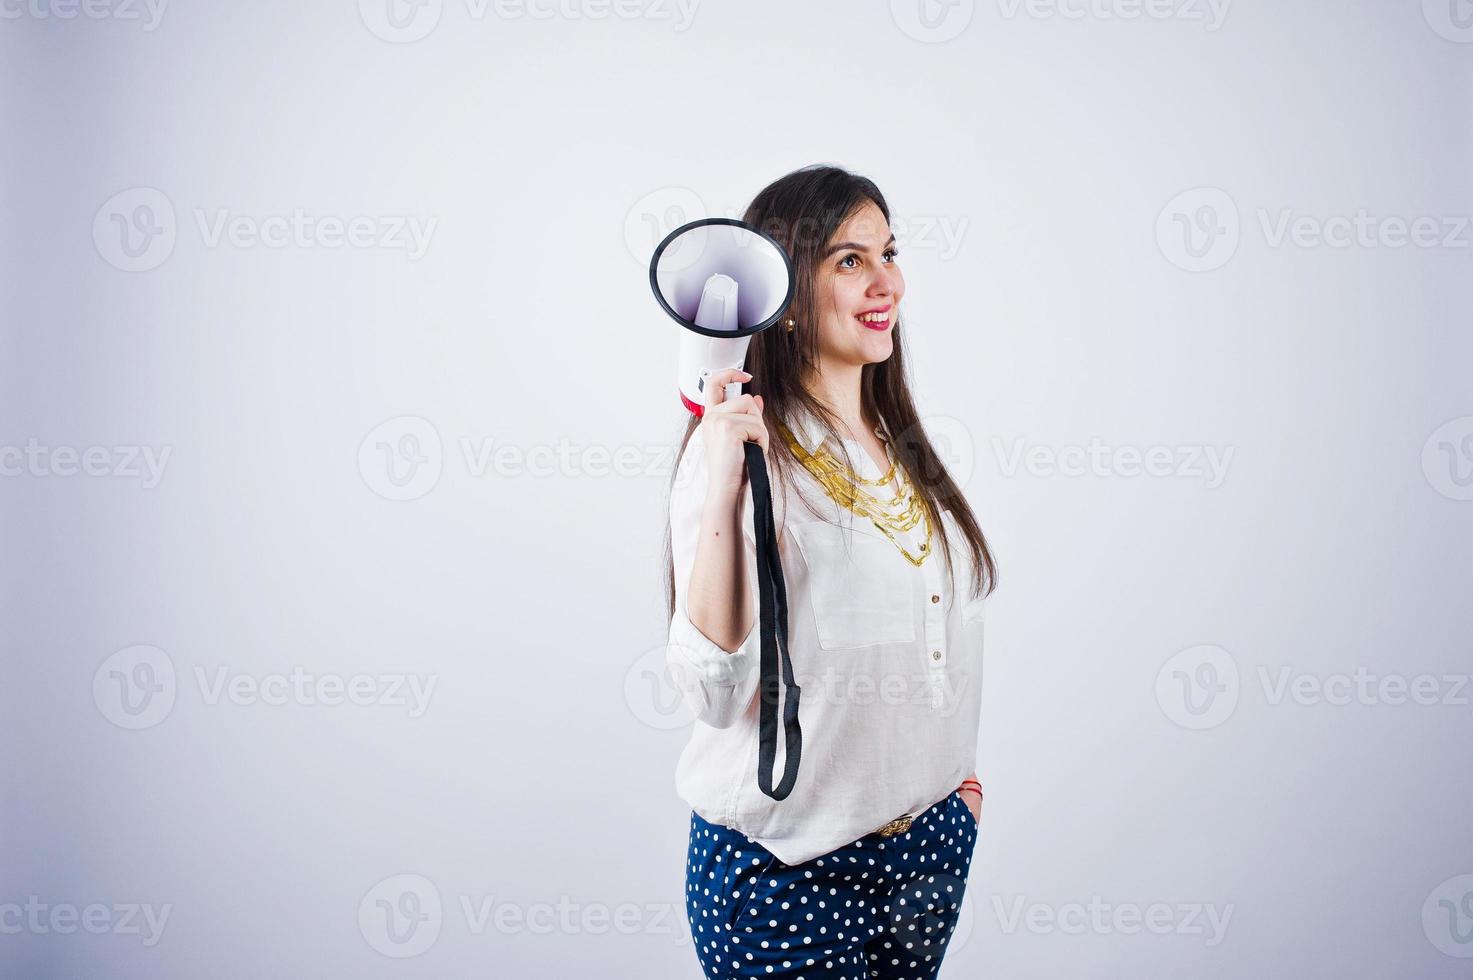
[
  {"xmin": 930, "ymin": 594, "xmax": 940, "ymax": 603},
  {"xmin": 932, "ymin": 650, "xmax": 942, "ymax": 661}
]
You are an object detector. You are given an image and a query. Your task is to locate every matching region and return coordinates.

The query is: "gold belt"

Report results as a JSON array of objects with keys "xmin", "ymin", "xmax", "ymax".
[
  {"xmin": 875, "ymin": 813, "xmax": 915, "ymax": 838},
  {"xmin": 875, "ymin": 792, "xmax": 953, "ymax": 837}
]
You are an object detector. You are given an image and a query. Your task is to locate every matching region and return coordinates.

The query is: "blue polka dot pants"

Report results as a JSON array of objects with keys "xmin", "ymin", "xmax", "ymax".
[{"xmin": 684, "ymin": 791, "xmax": 978, "ymax": 979}]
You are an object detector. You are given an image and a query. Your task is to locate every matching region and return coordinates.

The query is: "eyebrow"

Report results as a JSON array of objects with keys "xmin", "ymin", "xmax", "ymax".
[{"xmin": 823, "ymin": 234, "xmax": 897, "ymax": 257}]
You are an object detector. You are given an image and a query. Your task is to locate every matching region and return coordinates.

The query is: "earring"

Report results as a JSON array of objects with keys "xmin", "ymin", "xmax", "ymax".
[{"xmin": 784, "ymin": 318, "xmax": 796, "ymax": 333}]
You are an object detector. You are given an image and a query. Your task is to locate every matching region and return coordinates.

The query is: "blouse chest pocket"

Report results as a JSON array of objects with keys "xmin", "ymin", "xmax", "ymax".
[{"xmin": 790, "ymin": 519, "xmax": 917, "ymax": 651}]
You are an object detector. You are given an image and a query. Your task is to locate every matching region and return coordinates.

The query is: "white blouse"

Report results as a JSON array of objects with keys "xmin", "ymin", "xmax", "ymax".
[{"xmin": 666, "ymin": 407, "xmax": 988, "ymax": 866}]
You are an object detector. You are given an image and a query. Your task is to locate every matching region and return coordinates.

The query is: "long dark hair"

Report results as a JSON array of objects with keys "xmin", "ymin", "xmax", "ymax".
[{"xmin": 662, "ymin": 163, "xmax": 997, "ymax": 618}]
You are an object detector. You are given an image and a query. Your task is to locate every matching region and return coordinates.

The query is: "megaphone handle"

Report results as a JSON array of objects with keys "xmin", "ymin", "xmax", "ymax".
[
  {"xmin": 746, "ymin": 439, "xmax": 802, "ymax": 801},
  {"xmin": 724, "ymin": 380, "xmax": 744, "ymax": 403}
]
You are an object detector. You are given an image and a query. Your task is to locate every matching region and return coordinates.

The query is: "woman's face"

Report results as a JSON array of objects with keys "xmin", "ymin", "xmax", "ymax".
[{"xmin": 811, "ymin": 200, "xmax": 905, "ymax": 370}]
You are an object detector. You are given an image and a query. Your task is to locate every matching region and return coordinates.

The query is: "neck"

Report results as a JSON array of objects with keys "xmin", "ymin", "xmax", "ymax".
[{"xmin": 807, "ymin": 360, "xmax": 867, "ymax": 436}]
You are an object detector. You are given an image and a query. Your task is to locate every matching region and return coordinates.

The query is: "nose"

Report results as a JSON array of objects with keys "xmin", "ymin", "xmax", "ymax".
[{"xmin": 867, "ymin": 263, "xmax": 899, "ymax": 298}]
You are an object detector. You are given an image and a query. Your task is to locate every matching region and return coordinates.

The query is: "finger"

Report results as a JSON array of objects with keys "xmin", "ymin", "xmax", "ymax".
[
  {"xmin": 723, "ymin": 415, "xmax": 770, "ymax": 453},
  {"xmin": 702, "ymin": 367, "xmax": 752, "ymax": 409},
  {"xmin": 708, "ymin": 392, "xmax": 758, "ymax": 417}
]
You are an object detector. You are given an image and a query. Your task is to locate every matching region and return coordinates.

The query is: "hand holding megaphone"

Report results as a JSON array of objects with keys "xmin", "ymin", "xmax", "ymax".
[{"xmin": 699, "ymin": 367, "xmax": 769, "ymax": 499}]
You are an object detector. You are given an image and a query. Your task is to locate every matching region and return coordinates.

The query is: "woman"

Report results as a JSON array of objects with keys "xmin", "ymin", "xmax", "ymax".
[{"xmin": 663, "ymin": 164, "xmax": 998, "ymax": 979}]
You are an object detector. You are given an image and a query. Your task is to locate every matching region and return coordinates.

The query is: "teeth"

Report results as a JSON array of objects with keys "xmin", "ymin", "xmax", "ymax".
[{"xmin": 859, "ymin": 312, "xmax": 889, "ymax": 323}]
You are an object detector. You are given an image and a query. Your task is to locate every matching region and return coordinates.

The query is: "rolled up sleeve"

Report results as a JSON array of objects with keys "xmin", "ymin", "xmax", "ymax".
[{"xmin": 666, "ymin": 428, "xmax": 762, "ymax": 729}]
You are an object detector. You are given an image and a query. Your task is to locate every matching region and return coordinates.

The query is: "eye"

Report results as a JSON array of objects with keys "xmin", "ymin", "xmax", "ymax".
[
  {"xmin": 883, "ymin": 247, "xmax": 899, "ymax": 262},
  {"xmin": 838, "ymin": 253, "xmax": 860, "ymax": 270}
]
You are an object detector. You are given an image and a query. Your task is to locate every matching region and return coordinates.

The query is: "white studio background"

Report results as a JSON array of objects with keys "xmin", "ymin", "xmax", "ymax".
[{"xmin": 2, "ymin": 1, "xmax": 1470, "ymax": 977}]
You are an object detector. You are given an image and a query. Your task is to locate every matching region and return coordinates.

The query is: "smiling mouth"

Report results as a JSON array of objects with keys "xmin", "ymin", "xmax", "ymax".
[{"xmin": 856, "ymin": 308, "xmax": 892, "ymax": 330}]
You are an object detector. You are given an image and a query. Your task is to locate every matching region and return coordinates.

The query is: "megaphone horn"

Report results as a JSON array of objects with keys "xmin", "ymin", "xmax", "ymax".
[{"xmin": 649, "ymin": 218, "xmax": 796, "ymax": 415}]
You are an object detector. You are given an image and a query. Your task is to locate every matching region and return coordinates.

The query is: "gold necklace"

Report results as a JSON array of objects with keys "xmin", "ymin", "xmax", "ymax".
[{"xmin": 778, "ymin": 420, "xmax": 933, "ymax": 566}]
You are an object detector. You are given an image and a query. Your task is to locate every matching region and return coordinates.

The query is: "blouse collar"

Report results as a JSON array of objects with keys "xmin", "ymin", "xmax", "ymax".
[{"xmin": 788, "ymin": 405, "xmax": 892, "ymax": 455}]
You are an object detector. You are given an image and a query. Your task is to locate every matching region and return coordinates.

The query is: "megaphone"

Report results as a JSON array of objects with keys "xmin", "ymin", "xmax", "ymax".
[
  {"xmin": 649, "ymin": 218, "xmax": 796, "ymax": 415},
  {"xmin": 649, "ymin": 216, "xmax": 803, "ymax": 803}
]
